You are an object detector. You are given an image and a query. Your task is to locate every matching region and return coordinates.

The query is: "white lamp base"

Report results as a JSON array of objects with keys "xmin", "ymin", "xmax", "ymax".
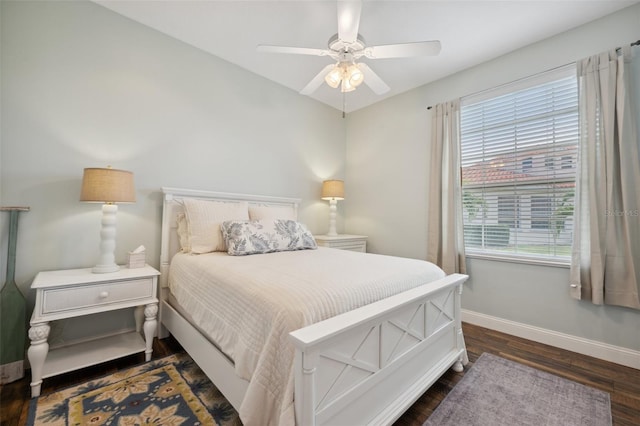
[
  {"xmin": 327, "ymin": 198, "xmax": 338, "ymax": 237},
  {"xmin": 92, "ymin": 204, "xmax": 120, "ymax": 274}
]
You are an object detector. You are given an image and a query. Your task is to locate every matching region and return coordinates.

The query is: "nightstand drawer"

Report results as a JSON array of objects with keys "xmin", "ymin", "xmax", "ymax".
[
  {"xmin": 322, "ymin": 240, "xmax": 366, "ymax": 252},
  {"xmin": 42, "ymin": 278, "xmax": 153, "ymax": 314}
]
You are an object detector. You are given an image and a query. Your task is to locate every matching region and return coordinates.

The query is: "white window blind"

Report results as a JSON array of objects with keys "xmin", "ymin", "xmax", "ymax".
[{"xmin": 460, "ymin": 66, "xmax": 578, "ymax": 261}]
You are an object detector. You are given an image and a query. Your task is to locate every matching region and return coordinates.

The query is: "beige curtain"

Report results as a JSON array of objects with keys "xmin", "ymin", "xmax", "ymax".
[
  {"xmin": 570, "ymin": 46, "xmax": 640, "ymax": 309},
  {"xmin": 427, "ymin": 100, "xmax": 466, "ymax": 275}
]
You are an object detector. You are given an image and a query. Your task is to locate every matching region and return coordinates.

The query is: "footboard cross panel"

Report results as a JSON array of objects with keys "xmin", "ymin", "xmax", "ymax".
[{"xmin": 290, "ymin": 273, "xmax": 468, "ymax": 426}]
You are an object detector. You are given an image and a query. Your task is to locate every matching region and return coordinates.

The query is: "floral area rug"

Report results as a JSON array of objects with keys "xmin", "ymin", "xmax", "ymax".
[{"xmin": 27, "ymin": 353, "xmax": 240, "ymax": 426}]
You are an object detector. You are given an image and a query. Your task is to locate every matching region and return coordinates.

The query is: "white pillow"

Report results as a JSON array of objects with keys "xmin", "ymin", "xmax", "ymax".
[
  {"xmin": 221, "ymin": 219, "xmax": 317, "ymax": 256},
  {"xmin": 183, "ymin": 198, "xmax": 249, "ymax": 253},
  {"xmin": 249, "ymin": 204, "xmax": 296, "ymax": 221}
]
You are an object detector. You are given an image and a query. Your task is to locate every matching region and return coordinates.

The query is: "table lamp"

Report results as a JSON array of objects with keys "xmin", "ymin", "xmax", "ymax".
[
  {"xmin": 80, "ymin": 167, "xmax": 136, "ymax": 273},
  {"xmin": 321, "ymin": 180, "xmax": 344, "ymax": 237}
]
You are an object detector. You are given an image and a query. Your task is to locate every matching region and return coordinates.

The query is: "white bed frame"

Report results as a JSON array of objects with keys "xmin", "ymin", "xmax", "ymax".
[{"xmin": 159, "ymin": 187, "xmax": 469, "ymax": 425}]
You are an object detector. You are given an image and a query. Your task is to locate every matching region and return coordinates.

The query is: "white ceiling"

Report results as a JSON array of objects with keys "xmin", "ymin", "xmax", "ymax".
[{"xmin": 94, "ymin": 0, "xmax": 636, "ymax": 113}]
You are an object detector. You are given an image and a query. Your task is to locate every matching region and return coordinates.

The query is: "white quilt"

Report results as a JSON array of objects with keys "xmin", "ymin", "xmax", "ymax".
[{"xmin": 168, "ymin": 247, "xmax": 445, "ymax": 426}]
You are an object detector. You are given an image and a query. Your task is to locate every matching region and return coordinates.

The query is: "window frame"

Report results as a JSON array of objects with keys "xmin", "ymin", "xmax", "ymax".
[{"xmin": 459, "ymin": 65, "xmax": 577, "ymax": 266}]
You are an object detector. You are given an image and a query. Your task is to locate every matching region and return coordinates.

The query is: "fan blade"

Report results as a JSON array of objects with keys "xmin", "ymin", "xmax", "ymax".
[
  {"xmin": 257, "ymin": 45, "xmax": 331, "ymax": 57},
  {"xmin": 364, "ymin": 41, "xmax": 441, "ymax": 59},
  {"xmin": 300, "ymin": 64, "xmax": 336, "ymax": 95},
  {"xmin": 337, "ymin": 1, "xmax": 362, "ymax": 44},
  {"xmin": 359, "ymin": 63, "xmax": 390, "ymax": 95}
]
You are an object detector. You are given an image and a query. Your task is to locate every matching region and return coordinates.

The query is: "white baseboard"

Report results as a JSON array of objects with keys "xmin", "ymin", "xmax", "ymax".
[
  {"xmin": 462, "ymin": 309, "xmax": 640, "ymax": 370},
  {"xmin": 1, "ymin": 360, "xmax": 25, "ymax": 384}
]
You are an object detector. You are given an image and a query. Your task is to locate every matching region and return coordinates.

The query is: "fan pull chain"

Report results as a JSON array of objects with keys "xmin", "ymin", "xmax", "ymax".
[{"xmin": 342, "ymin": 91, "xmax": 346, "ymax": 119}]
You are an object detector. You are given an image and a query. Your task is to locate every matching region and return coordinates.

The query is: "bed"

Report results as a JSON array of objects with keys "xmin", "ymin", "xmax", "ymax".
[{"xmin": 158, "ymin": 187, "xmax": 469, "ymax": 426}]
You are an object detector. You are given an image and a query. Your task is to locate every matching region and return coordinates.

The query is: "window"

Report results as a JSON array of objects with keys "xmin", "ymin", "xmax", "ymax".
[{"xmin": 460, "ymin": 66, "xmax": 578, "ymax": 261}]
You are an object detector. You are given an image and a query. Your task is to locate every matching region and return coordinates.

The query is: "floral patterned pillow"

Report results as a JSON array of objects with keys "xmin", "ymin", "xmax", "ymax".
[{"xmin": 221, "ymin": 219, "xmax": 317, "ymax": 256}]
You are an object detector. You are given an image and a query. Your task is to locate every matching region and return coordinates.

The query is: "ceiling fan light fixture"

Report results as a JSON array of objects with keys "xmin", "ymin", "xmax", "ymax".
[{"xmin": 325, "ymin": 62, "xmax": 364, "ymax": 92}]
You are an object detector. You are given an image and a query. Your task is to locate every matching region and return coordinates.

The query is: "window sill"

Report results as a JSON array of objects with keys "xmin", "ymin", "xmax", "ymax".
[{"xmin": 465, "ymin": 252, "xmax": 570, "ymax": 268}]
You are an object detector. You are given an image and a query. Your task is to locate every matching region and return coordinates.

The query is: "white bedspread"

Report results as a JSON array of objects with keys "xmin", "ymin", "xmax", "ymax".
[{"xmin": 168, "ymin": 247, "xmax": 445, "ymax": 426}]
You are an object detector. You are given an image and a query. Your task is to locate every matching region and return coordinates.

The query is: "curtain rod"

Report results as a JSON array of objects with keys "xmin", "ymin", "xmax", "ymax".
[
  {"xmin": 427, "ymin": 39, "xmax": 640, "ymax": 110},
  {"xmin": 616, "ymin": 39, "xmax": 640, "ymax": 51}
]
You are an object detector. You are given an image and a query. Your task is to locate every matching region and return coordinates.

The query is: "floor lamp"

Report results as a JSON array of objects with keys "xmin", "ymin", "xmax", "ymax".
[
  {"xmin": 321, "ymin": 180, "xmax": 345, "ymax": 237},
  {"xmin": 80, "ymin": 167, "xmax": 136, "ymax": 273}
]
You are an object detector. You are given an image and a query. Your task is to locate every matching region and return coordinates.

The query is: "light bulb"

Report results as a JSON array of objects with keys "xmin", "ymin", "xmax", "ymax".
[
  {"xmin": 324, "ymin": 66, "xmax": 342, "ymax": 89},
  {"xmin": 348, "ymin": 64, "xmax": 364, "ymax": 87},
  {"xmin": 341, "ymin": 78, "xmax": 355, "ymax": 93}
]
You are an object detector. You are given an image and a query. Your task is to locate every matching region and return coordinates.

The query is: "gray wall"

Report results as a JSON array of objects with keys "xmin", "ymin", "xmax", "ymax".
[
  {"xmin": 1, "ymin": 0, "xmax": 345, "ymax": 341},
  {"xmin": 345, "ymin": 4, "xmax": 640, "ymax": 351}
]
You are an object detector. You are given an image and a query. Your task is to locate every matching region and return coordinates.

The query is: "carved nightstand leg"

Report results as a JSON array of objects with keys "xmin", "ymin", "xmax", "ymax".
[
  {"xmin": 143, "ymin": 303, "xmax": 158, "ymax": 361},
  {"xmin": 27, "ymin": 323, "xmax": 50, "ymax": 398}
]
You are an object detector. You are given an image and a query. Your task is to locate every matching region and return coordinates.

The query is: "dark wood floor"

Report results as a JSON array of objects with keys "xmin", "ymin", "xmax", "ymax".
[{"xmin": 2, "ymin": 323, "xmax": 638, "ymax": 425}]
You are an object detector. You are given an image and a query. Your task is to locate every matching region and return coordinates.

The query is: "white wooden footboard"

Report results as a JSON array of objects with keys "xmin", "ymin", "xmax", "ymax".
[{"xmin": 290, "ymin": 273, "xmax": 469, "ymax": 426}]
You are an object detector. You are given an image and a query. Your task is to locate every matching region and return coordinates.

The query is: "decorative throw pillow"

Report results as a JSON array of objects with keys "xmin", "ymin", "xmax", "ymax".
[
  {"xmin": 249, "ymin": 204, "xmax": 297, "ymax": 221},
  {"xmin": 183, "ymin": 198, "xmax": 249, "ymax": 253},
  {"xmin": 221, "ymin": 219, "xmax": 317, "ymax": 256}
]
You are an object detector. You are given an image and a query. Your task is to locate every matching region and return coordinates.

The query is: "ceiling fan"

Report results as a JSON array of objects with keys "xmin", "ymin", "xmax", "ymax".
[{"xmin": 257, "ymin": 1, "xmax": 441, "ymax": 96}]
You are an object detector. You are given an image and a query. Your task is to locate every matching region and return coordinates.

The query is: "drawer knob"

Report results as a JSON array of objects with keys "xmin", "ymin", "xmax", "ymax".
[{"xmin": 99, "ymin": 291, "xmax": 109, "ymax": 299}]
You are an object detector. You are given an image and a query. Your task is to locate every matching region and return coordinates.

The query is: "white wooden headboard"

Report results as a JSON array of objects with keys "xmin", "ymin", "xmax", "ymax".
[{"xmin": 159, "ymin": 187, "xmax": 301, "ymax": 289}]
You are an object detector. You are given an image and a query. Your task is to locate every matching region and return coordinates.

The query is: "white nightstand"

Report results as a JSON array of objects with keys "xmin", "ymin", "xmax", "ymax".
[
  {"xmin": 314, "ymin": 234, "xmax": 368, "ymax": 252},
  {"xmin": 27, "ymin": 265, "xmax": 160, "ymax": 398}
]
